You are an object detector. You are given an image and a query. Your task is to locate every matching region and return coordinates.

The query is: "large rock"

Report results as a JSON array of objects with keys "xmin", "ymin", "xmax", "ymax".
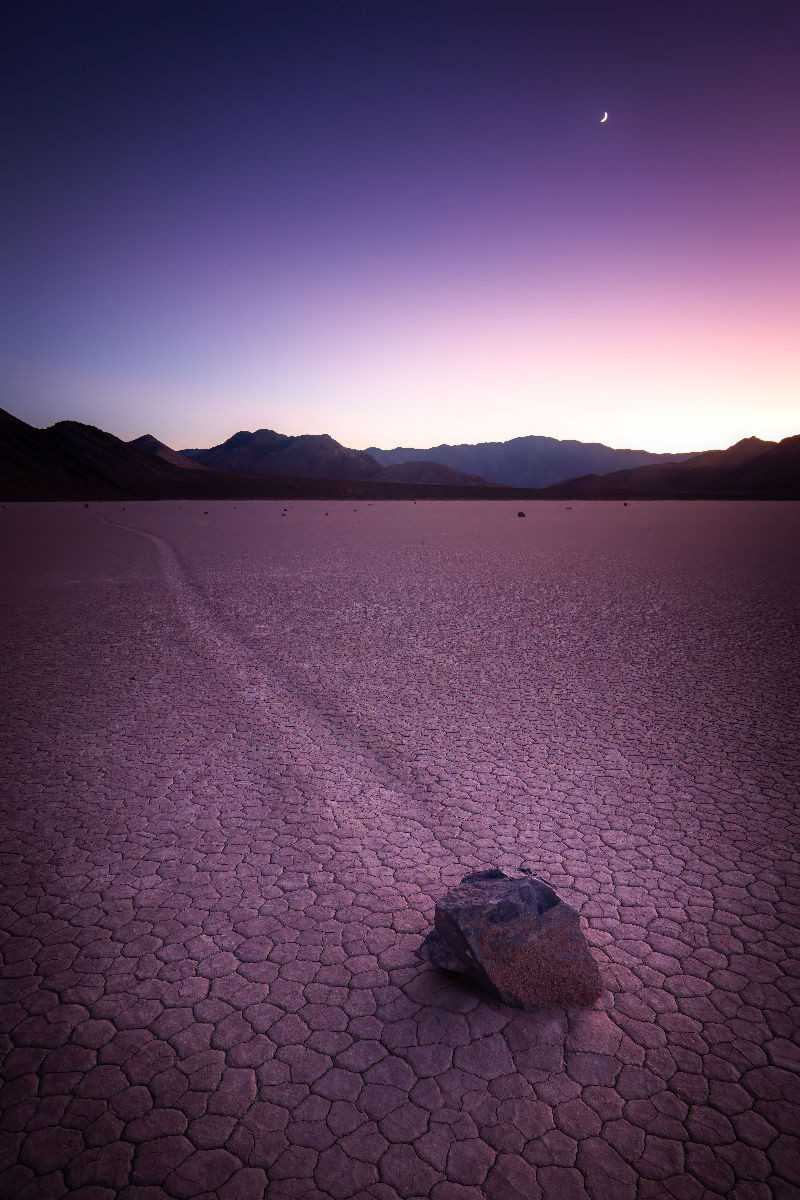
[{"xmin": 416, "ymin": 868, "xmax": 602, "ymax": 1008}]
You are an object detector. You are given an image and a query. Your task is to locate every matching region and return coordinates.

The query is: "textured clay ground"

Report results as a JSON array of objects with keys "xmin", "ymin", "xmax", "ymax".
[{"xmin": 1, "ymin": 499, "xmax": 799, "ymax": 1200}]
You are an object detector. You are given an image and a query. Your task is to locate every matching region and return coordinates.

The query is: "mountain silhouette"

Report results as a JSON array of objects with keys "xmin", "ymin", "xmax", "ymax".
[
  {"xmin": 128, "ymin": 434, "xmax": 211, "ymax": 470},
  {"xmin": 180, "ymin": 429, "xmax": 489, "ymax": 485},
  {"xmin": 366, "ymin": 434, "xmax": 695, "ymax": 488},
  {"xmin": 1, "ymin": 409, "xmax": 192, "ymax": 499},
  {"xmin": 541, "ymin": 436, "xmax": 800, "ymax": 498},
  {"xmin": 3, "ymin": 409, "xmax": 797, "ymax": 500},
  {"xmin": 0, "ymin": 411, "xmax": 521, "ymax": 500}
]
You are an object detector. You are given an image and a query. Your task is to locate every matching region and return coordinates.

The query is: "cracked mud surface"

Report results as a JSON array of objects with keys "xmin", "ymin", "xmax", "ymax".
[{"xmin": 1, "ymin": 499, "xmax": 798, "ymax": 1199}]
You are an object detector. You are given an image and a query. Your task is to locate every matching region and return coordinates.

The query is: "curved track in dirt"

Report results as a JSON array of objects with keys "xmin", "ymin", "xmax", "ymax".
[{"xmin": 1, "ymin": 499, "xmax": 798, "ymax": 1199}]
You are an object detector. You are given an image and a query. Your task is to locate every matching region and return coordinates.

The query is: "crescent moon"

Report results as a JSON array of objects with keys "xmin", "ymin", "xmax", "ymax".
[{"xmin": 600, "ymin": 112, "xmax": 608, "ymax": 123}]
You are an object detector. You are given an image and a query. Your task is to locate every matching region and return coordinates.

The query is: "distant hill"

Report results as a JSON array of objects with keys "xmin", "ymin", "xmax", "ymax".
[
  {"xmin": 129, "ymin": 434, "xmax": 211, "ymax": 470},
  {"xmin": 542, "ymin": 436, "xmax": 800, "ymax": 498},
  {"xmin": 372, "ymin": 460, "xmax": 488, "ymax": 486},
  {"xmin": 366, "ymin": 434, "xmax": 695, "ymax": 488},
  {"xmin": 182, "ymin": 428, "xmax": 490, "ymax": 486},
  {"xmin": 0, "ymin": 408, "xmax": 193, "ymax": 499},
  {"xmin": 183, "ymin": 429, "xmax": 380, "ymax": 479}
]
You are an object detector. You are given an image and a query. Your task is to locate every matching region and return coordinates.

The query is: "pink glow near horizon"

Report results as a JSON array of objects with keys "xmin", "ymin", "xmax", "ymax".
[
  {"xmin": 3, "ymin": 4, "xmax": 798, "ymax": 455},
  {"xmin": 8, "ymin": 256, "xmax": 795, "ymax": 454}
]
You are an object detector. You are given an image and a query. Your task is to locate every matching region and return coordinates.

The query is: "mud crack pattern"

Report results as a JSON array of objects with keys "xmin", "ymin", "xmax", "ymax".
[{"xmin": 1, "ymin": 499, "xmax": 798, "ymax": 1199}]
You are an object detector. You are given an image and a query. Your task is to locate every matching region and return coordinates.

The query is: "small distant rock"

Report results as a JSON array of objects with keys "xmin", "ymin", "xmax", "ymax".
[
  {"xmin": 517, "ymin": 511, "xmax": 525, "ymax": 518},
  {"xmin": 417, "ymin": 868, "xmax": 602, "ymax": 1008}
]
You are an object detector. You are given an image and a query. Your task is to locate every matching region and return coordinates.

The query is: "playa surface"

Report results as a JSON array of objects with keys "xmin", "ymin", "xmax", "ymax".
[{"xmin": 1, "ymin": 499, "xmax": 798, "ymax": 1200}]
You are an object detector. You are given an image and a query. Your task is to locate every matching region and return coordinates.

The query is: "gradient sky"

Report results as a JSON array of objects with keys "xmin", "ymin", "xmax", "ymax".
[{"xmin": 2, "ymin": 0, "xmax": 798, "ymax": 453}]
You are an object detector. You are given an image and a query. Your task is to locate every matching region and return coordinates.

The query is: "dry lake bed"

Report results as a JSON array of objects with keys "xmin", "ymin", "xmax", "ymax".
[{"xmin": 1, "ymin": 499, "xmax": 798, "ymax": 1200}]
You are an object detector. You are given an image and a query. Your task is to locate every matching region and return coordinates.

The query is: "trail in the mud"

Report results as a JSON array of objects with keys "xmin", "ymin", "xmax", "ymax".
[{"xmin": 93, "ymin": 511, "xmax": 488, "ymax": 891}]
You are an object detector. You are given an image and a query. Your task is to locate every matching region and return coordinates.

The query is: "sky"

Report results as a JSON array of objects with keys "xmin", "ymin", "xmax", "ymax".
[{"xmin": 2, "ymin": 0, "xmax": 798, "ymax": 453}]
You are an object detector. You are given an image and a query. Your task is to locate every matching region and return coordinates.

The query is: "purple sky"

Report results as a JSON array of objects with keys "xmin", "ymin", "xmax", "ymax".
[{"xmin": 2, "ymin": 1, "xmax": 798, "ymax": 452}]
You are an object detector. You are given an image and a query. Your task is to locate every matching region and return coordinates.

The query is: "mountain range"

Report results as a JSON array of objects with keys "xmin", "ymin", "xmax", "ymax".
[
  {"xmin": 180, "ymin": 427, "xmax": 695, "ymax": 487},
  {"xmin": 542, "ymin": 435, "xmax": 800, "ymax": 499},
  {"xmin": 1, "ymin": 407, "xmax": 798, "ymax": 500},
  {"xmin": 1, "ymin": 409, "xmax": 195, "ymax": 500},
  {"xmin": 366, "ymin": 435, "xmax": 694, "ymax": 488},
  {"xmin": 179, "ymin": 430, "xmax": 489, "ymax": 485},
  {"xmin": 0, "ymin": 410, "xmax": 534, "ymax": 501}
]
